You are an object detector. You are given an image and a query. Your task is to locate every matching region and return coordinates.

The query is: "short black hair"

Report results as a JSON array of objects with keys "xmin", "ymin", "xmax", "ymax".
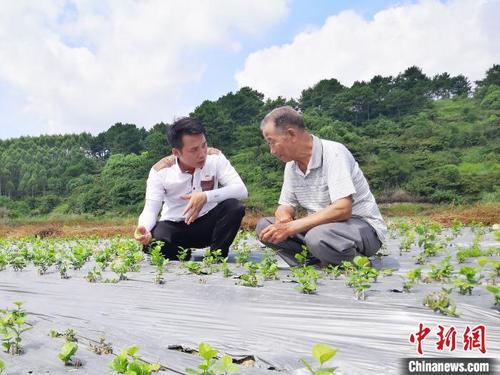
[
  {"xmin": 167, "ymin": 117, "xmax": 206, "ymax": 149},
  {"xmin": 261, "ymin": 106, "xmax": 305, "ymax": 132}
]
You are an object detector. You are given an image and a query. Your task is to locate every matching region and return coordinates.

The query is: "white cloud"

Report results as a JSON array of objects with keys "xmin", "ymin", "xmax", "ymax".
[
  {"xmin": 0, "ymin": 0, "xmax": 288, "ymax": 135},
  {"xmin": 235, "ymin": 0, "xmax": 500, "ymax": 99}
]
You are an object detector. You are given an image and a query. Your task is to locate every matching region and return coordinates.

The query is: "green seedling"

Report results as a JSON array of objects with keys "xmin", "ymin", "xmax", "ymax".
[
  {"xmin": 423, "ymin": 288, "xmax": 459, "ymax": 317},
  {"xmin": 58, "ymin": 340, "xmax": 80, "ymax": 367},
  {"xmin": 234, "ymin": 243, "xmax": 251, "ymax": 267},
  {"xmin": 344, "ymin": 256, "xmax": 379, "ymax": 300},
  {"xmin": 221, "ymin": 258, "xmax": 232, "ymax": 278},
  {"xmin": 0, "ymin": 301, "xmax": 32, "ymax": 355},
  {"xmin": 294, "ymin": 246, "xmax": 309, "ymax": 267},
  {"xmin": 177, "ymin": 246, "xmax": 191, "ymax": 263},
  {"xmin": 470, "ymin": 221, "xmax": 487, "ymax": 235},
  {"xmin": 0, "ymin": 358, "xmax": 4, "ymax": 373},
  {"xmin": 32, "ymin": 241, "xmax": 56, "ymax": 274},
  {"xmin": 259, "ymin": 250, "xmax": 279, "ymax": 280},
  {"xmin": 485, "ymin": 285, "xmax": 500, "ymax": 305},
  {"xmin": 0, "ymin": 249, "xmax": 7, "ymax": 271},
  {"xmin": 85, "ymin": 265, "xmax": 102, "ymax": 283},
  {"xmin": 292, "ymin": 265, "xmax": 320, "ymax": 294},
  {"xmin": 186, "ymin": 342, "xmax": 239, "ymax": 375},
  {"xmin": 95, "ymin": 247, "xmax": 114, "ymax": 271},
  {"xmin": 323, "ymin": 264, "xmax": 342, "ymax": 279},
  {"xmin": 456, "ymin": 234, "xmax": 495, "ymax": 263},
  {"xmin": 55, "ymin": 251, "xmax": 70, "ymax": 279},
  {"xmin": 49, "ymin": 328, "xmax": 77, "ymax": 342},
  {"xmin": 110, "ymin": 345, "xmax": 160, "ymax": 374},
  {"xmin": 110, "ymin": 258, "xmax": 129, "ymax": 281},
  {"xmin": 453, "ymin": 263, "xmax": 482, "ymax": 295},
  {"xmin": 107, "ymin": 240, "xmax": 143, "ymax": 281},
  {"xmin": 399, "ymin": 230, "xmax": 416, "ymax": 255},
  {"xmin": 70, "ymin": 242, "xmax": 92, "ymax": 270},
  {"xmin": 150, "ymin": 241, "xmax": 168, "ymax": 284},
  {"xmin": 450, "ymin": 219, "xmax": 463, "ymax": 237},
  {"xmin": 300, "ymin": 343, "xmax": 338, "ymax": 374},
  {"xmin": 425, "ymin": 256, "xmax": 454, "ymax": 282},
  {"xmin": 202, "ymin": 249, "xmax": 223, "ymax": 274},
  {"xmin": 240, "ymin": 262, "xmax": 259, "ymax": 287},
  {"xmin": 380, "ymin": 268, "xmax": 395, "ymax": 277},
  {"xmin": 8, "ymin": 253, "xmax": 27, "ymax": 271},
  {"xmin": 185, "ymin": 261, "xmax": 203, "ymax": 275},
  {"xmin": 402, "ymin": 268, "xmax": 422, "ymax": 292}
]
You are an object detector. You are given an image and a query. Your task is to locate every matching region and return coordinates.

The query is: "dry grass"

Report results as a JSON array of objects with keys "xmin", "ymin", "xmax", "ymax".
[{"xmin": 0, "ymin": 203, "xmax": 498, "ymax": 239}]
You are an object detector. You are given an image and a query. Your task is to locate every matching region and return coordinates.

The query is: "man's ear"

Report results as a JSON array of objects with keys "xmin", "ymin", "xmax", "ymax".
[
  {"xmin": 287, "ymin": 127, "xmax": 298, "ymax": 140},
  {"xmin": 172, "ymin": 148, "xmax": 181, "ymax": 157}
]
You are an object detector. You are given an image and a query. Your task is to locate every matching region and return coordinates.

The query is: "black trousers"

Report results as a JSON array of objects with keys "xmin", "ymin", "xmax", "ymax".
[{"xmin": 149, "ymin": 199, "xmax": 245, "ymax": 260}]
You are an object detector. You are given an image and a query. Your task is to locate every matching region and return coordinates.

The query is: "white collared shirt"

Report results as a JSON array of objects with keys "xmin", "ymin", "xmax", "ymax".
[
  {"xmin": 138, "ymin": 151, "xmax": 247, "ymax": 231},
  {"xmin": 279, "ymin": 135, "xmax": 387, "ymax": 242}
]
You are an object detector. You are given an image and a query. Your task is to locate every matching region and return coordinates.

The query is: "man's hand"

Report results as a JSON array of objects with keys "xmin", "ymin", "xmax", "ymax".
[
  {"xmin": 134, "ymin": 225, "xmax": 152, "ymax": 245},
  {"xmin": 259, "ymin": 221, "xmax": 294, "ymax": 244},
  {"xmin": 181, "ymin": 192, "xmax": 208, "ymax": 225},
  {"xmin": 275, "ymin": 213, "xmax": 293, "ymax": 224},
  {"xmin": 274, "ymin": 205, "xmax": 294, "ymax": 224}
]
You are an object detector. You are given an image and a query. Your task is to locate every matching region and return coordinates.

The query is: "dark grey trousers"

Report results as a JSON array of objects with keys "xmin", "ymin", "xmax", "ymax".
[{"xmin": 255, "ymin": 216, "xmax": 382, "ymax": 266}]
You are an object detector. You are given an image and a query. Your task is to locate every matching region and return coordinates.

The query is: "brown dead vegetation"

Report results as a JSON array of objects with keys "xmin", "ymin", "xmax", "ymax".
[{"xmin": 0, "ymin": 203, "xmax": 497, "ymax": 239}]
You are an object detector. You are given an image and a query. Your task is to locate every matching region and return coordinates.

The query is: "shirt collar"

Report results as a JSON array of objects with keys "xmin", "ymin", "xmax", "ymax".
[
  {"xmin": 309, "ymin": 135, "xmax": 323, "ymax": 170},
  {"xmin": 292, "ymin": 135, "xmax": 322, "ymax": 176}
]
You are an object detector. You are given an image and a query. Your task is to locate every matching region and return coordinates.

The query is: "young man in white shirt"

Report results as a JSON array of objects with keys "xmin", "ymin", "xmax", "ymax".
[
  {"xmin": 134, "ymin": 117, "xmax": 248, "ymax": 260},
  {"xmin": 256, "ymin": 106, "xmax": 387, "ymax": 266}
]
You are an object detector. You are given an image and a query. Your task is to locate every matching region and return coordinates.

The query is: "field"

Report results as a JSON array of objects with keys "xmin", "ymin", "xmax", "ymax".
[{"xmin": 0, "ymin": 220, "xmax": 499, "ymax": 374}]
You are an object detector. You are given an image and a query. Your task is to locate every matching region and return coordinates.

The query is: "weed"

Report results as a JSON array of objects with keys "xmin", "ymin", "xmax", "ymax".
[
  {"xmin": 89, "ymin": 337, "xmax": 113, "ymax": 355},
  {"xmin": 300, "ymin": 343, "xmax": 338, "ymax": 374}
]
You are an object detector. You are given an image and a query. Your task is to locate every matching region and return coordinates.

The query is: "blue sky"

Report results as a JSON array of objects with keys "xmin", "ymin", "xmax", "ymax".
[{"xmin": 0, "ymin": 0, "xmax": 498, "ymax": 139}]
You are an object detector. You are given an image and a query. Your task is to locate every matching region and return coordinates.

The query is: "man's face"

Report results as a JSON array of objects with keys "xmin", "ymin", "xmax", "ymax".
[
  {"xmin": 262, "ymin": 121, "xmax": 293, "ymax": 162},
  {"xmin": 174, "ymin": 133, "xmax": 208, "ymax": 170}
]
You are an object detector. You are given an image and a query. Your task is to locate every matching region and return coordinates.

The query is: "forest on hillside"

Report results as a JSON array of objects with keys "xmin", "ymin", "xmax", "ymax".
[{"xmin": 0, "ymin": 65, "xmax": 498, "ymax": 219}]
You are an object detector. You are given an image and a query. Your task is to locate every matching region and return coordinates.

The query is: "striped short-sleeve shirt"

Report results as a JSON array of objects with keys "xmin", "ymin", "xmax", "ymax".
[{"xmin": 278, "ymin": 135, "xmax": 387, "ymax": 242}]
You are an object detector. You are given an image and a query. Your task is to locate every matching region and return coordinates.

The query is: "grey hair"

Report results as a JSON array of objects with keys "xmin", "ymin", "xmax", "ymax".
[{"xmin": 260, "ymin": 106, "xmax": 305, "ymax": 132}]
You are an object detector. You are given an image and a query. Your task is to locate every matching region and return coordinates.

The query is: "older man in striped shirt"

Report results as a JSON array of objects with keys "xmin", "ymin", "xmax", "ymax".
[{"xmin": 256, "ymin": 106, "xmax": 387, "ymax": 266}]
